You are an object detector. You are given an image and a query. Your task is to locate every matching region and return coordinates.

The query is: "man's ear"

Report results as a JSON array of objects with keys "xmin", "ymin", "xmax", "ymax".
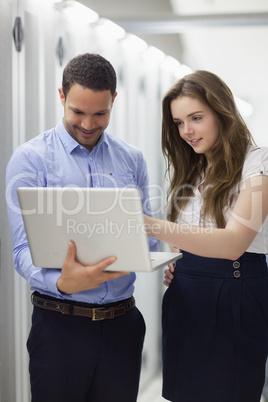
[
  {"xmin": 111, "ymin": 91, "xmax": 118, "ymax": 106},
  {"xmin": 58, "ymin": 88, "xmax": 65, "ymax": 105}
]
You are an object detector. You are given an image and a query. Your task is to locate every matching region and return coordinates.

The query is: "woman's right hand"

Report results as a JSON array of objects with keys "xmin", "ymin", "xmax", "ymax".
[{"xmin": 163, "ymin": 263, "xmax": 175, "ymax": 287}]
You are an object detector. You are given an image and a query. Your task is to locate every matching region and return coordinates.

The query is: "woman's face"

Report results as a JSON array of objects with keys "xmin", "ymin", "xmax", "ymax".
[{"xmin": 170, "ymin": 96, "xmax": 220, "ymax": 160}]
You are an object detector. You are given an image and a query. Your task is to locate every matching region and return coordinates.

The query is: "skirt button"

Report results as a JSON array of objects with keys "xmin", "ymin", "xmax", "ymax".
[
  {"xmin": 233, "ymin": 261, "xmax": 240, "ymax": 269},
  {"xmin": 233, "ymin": 270, "xmax": 241, "ymax": 278}
]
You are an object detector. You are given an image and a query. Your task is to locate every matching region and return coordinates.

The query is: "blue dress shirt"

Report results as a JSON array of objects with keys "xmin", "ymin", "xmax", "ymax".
[{"xmin": 6, "ymin": 120, "xmax": 158, "ymax": 304}]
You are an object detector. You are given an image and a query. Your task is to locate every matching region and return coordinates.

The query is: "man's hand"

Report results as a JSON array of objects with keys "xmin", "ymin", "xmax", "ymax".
[
  {"xmin": 163, "ymin": 263, "xmax": 175, "ymax": 287},
  {"xmin": 57, "ymin": 241, "xmax": 130, "ymax": 294}
]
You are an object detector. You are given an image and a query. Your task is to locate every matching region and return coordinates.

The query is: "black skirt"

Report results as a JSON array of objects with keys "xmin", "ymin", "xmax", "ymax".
[{"xmin": 162, "ymin": 251, "xmax": 268, "ymax": 402}]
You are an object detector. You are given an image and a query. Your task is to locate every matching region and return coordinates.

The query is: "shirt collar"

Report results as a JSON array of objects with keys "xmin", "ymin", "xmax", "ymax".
[{"xmin": 56, "ymin": 120, "xmax": 109, "ymax": 154}]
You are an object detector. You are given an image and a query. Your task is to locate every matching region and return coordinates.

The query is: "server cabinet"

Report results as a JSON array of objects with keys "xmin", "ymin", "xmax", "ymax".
[
  {"xmin": 0, "ymin": 1, "xmax": 17, "ymax": 401},
  {"xmin": 1, "ymin": 1, "xmax": 57, "ymax": 401}
]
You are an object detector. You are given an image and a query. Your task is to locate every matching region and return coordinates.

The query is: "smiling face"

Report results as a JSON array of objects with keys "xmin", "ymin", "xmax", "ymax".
[
  {"xmin": 170, "ymin": 96, "xmax": 220, "ymax": 161},
  {"xmin": 59, "ymin": 83, "xmax": 117, "ymax": 152}
]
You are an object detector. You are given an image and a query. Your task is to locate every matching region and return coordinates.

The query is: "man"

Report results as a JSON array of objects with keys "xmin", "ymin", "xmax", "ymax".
[{"xmin": 6, "ymin": 53, "xmax": 158, "ymax": 402}]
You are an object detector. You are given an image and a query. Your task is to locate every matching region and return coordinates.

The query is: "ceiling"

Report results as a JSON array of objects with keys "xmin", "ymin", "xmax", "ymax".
[{"xmin": 78, "ymin": 0, "xmax": 268, "ymax": 143}]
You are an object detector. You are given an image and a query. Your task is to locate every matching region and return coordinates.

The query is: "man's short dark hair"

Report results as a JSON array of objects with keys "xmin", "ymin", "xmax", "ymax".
[{"xmin": 62, "ymin": 53, "xmax": 117, "ymax": 97}]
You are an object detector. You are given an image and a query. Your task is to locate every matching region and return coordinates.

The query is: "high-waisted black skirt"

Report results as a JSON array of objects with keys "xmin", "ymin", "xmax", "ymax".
[{"xmin": 162, "ymin": 251, "xmax": 268, "ymax": 402}]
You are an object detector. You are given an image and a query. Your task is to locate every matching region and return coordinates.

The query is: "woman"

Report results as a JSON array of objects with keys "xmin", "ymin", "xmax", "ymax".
[{"xmin": 145, "ymin": 70, "xmax": 268, "ymax": 402}]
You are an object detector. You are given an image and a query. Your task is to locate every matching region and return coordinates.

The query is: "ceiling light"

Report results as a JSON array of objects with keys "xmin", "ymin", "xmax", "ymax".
[
  {"xmin": 143, "ymin": 46, "xmax": 165, "ymax": 63},
  {"xmin": 96, "ymin": 19, "xmax": 125, "ymax": 40},
  {"xmin": 55, "ymin": 1, "xmax": 99, "ymax": 23},
  {"xmin": 162, "ymin": 56, "xmax": 181, "ymax": 72},
  {"xmin": 235, "ymin": 96, "xmax": 253, "ymax": 117},
  {"xmin": 122, "ymin": 34, "xmax": 148, "ymax": 53}
]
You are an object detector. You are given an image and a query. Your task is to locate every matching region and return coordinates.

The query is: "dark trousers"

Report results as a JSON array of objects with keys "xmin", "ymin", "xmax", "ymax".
[{"xmin": 27, "ymin": 300, "xmax": 146, "ymax": 402}]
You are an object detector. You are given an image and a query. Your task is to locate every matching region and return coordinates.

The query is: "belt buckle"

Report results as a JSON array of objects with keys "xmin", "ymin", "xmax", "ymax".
[{"xmin": 92, "ymin": 307, "xmax": 105, "ymax": 321}]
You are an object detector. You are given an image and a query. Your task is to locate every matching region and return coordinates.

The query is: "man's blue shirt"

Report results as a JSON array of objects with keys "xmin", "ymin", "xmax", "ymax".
[{"xmin": 6, "ymin": 120, "xmax": 158, "ymax": 303}]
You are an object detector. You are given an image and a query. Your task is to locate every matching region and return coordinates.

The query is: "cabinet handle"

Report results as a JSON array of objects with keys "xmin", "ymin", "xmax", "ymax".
[
  {"xmin": 13, "ymin": 17, "xmax": 24, "ymax": 52},
  {"xmin": 56, "ymin": 37, "xmax": 64, "ymax": 66}
]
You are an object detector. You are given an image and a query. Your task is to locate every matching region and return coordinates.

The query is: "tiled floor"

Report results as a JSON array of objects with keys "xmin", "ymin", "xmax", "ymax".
[
  {"xmin": 137, "ymin": 372, "xmax": 165, "ymax": 402},
  {"xmin": 137, "ymin": 373, "xmax": 266, "ymax": 402}
]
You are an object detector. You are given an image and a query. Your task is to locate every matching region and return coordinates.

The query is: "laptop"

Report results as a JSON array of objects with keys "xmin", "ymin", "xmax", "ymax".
[{"xmin": 17, "ymin": 187, "xmax": 182, "ymax": 272}]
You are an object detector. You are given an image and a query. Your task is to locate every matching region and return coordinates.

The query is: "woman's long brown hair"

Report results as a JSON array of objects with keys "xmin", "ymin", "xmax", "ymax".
[{"xmin": 162, "ymin": 70, "xmax": 255, "ymax": 228}]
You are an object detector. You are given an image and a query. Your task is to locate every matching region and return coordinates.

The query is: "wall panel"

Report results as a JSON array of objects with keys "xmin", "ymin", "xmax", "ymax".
[{"xmin": 0, "ymin": 1, "xmax": 17, "ymax": 401}]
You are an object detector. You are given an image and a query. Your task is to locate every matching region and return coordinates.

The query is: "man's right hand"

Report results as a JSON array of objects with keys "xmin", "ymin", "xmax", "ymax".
[{"xmin": 57, "ymin": 241, "xmax": 130, "ymax": 294}]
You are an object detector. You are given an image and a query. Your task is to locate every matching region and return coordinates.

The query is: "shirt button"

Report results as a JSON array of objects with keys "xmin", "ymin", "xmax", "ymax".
[
  {"xmin": 233, "ymin": 270, "xmax": 241, "ymax": 278},
  {"xmin": 233, "ymin": 261, "xmax": 240, "ymax": 269}
]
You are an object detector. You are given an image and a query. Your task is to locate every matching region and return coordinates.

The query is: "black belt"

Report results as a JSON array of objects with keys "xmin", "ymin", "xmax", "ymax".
[{"xmin": 31, "ymin": 292, "xmax": 135, "ymax": 321}]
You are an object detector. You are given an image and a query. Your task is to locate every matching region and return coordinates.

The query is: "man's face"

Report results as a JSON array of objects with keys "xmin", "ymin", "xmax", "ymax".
[{"xmin": 59, "ymin": 83, "xmax": 117, "ymax": 152}]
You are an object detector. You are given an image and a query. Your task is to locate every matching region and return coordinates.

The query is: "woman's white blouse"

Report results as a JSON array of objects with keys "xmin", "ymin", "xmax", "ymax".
[{"xmin": 176, "ymin": 146, "xmax": 268, "ymax": 254}]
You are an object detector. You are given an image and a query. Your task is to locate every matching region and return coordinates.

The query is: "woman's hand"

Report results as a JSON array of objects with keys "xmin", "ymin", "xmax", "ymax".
[{"xmin": 163, "ymin": 263, "xmax": 175, "ymax": 287}]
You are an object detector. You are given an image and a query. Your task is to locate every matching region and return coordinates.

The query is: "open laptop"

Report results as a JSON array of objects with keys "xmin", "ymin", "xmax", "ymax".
[{"xmin": 17, "ymin": 187, "xmax": 182, "ymax": 272}]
